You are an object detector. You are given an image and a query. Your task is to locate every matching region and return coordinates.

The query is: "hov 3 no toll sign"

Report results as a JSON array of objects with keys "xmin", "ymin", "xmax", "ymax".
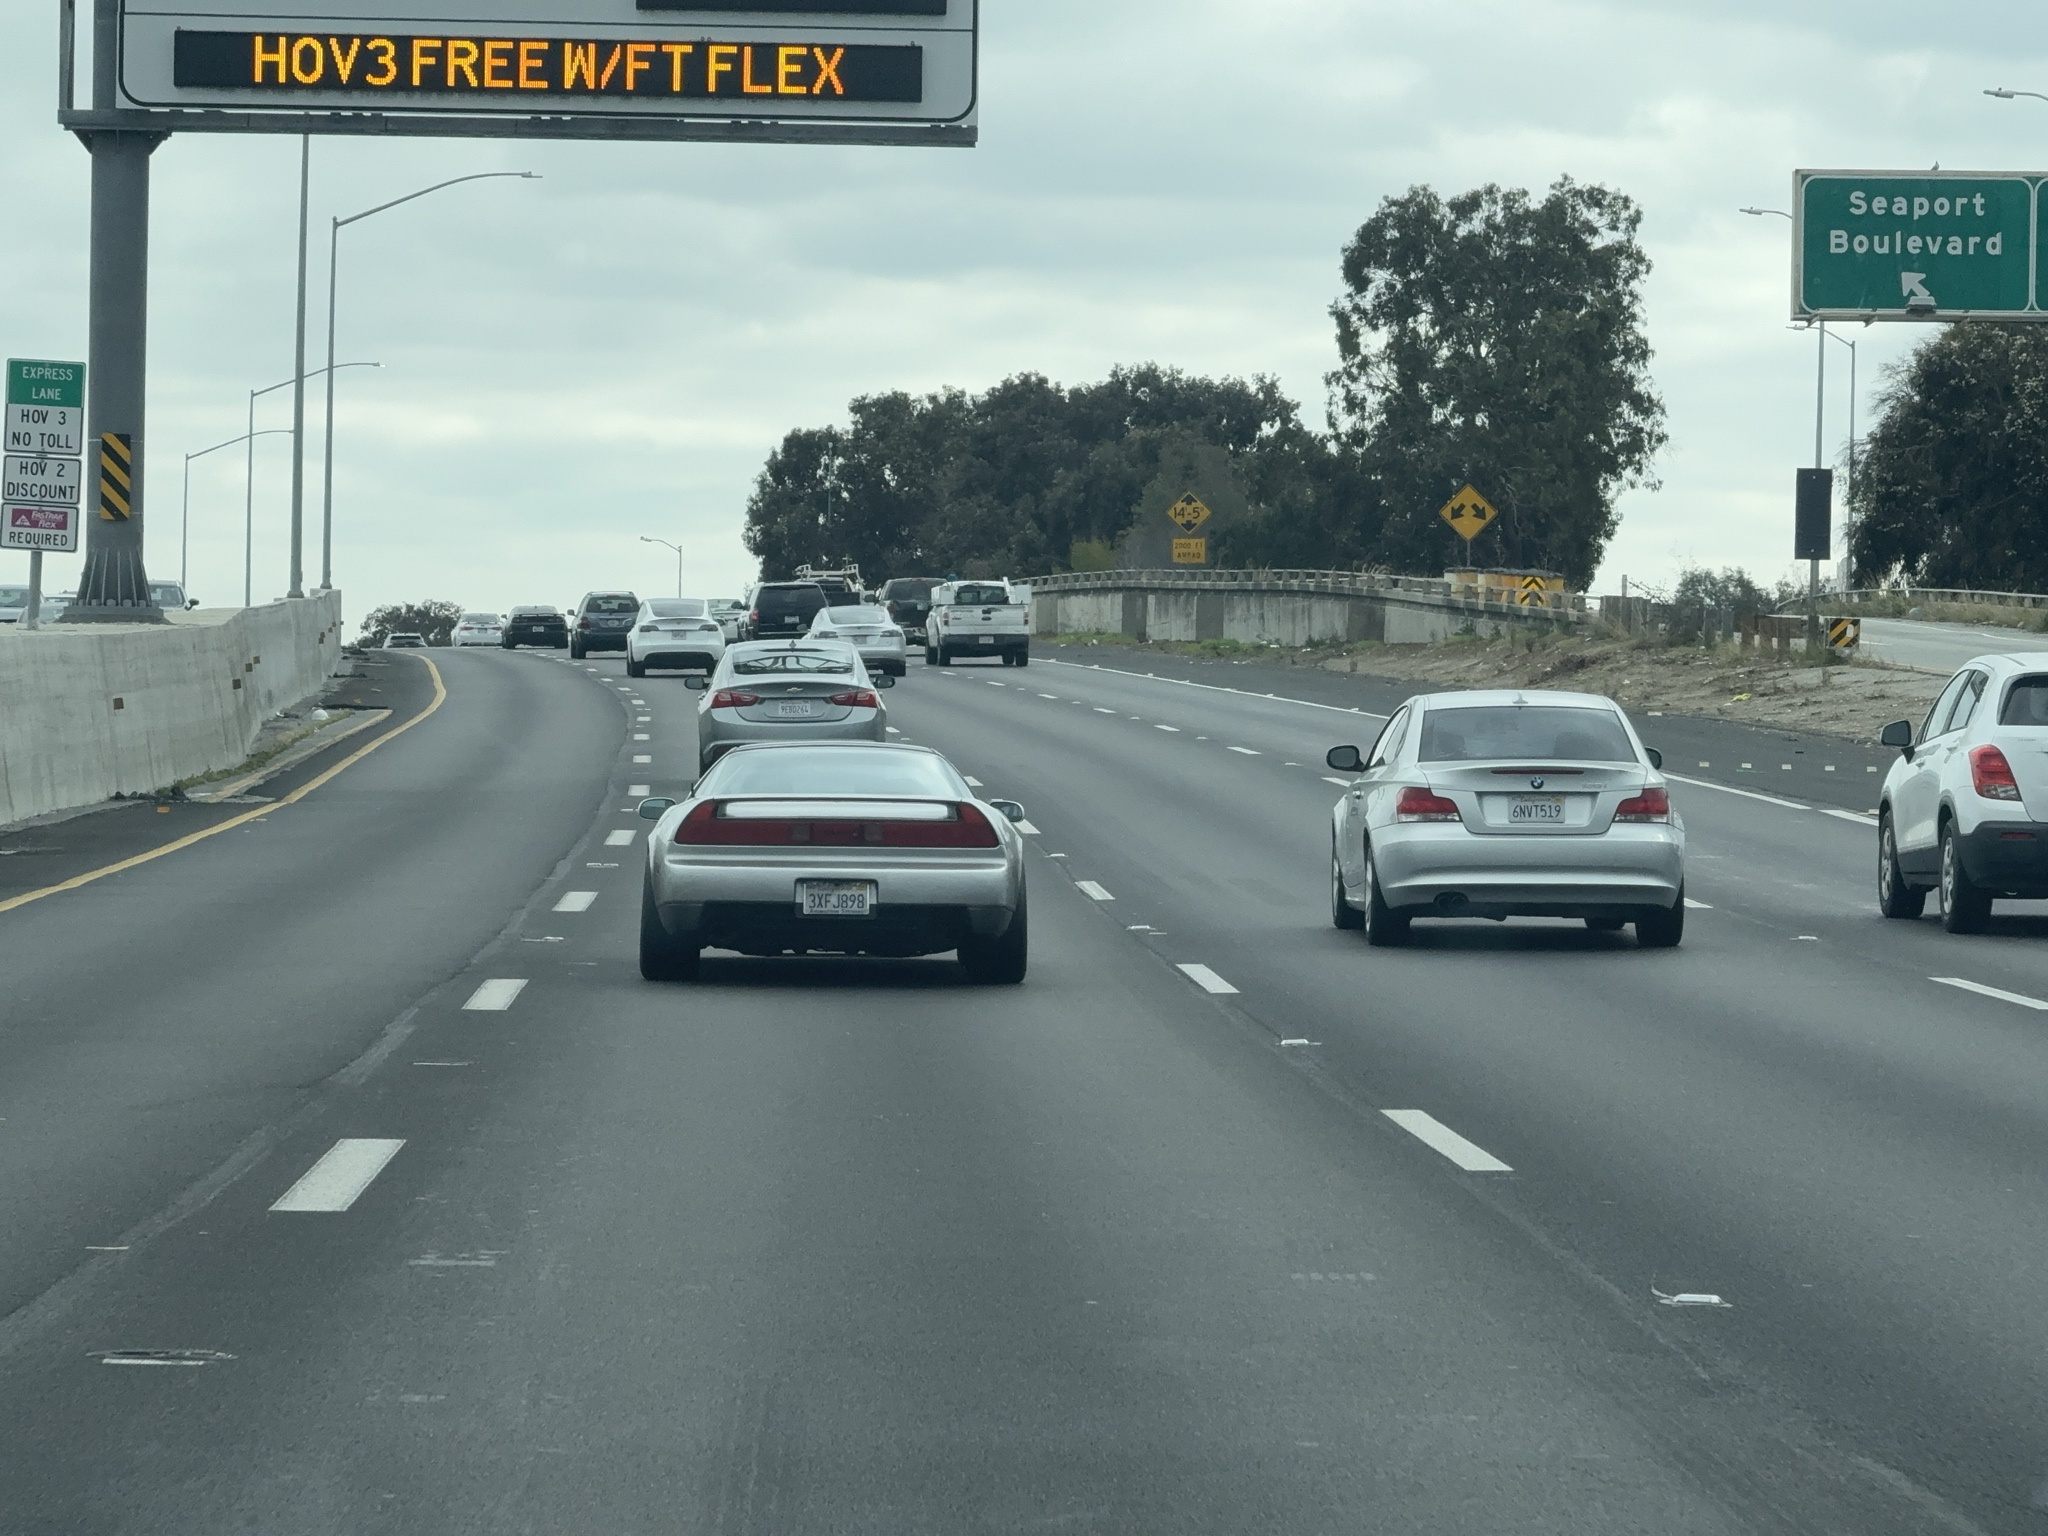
[{"xmin": 1796, "ymin": 171, "xmax": 2040, "ymax": 320}]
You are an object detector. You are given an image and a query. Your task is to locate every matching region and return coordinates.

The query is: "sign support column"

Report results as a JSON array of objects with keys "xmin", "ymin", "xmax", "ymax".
[{"xmin": 63, "ymin": 0, "xmax": 165, "ymax": 623}]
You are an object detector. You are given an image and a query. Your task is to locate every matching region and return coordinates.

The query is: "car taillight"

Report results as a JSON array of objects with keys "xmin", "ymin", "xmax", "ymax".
[
  {"xmin": 1971, "ymin": 745, "xmax": 2022, "ymax": 801},
  {"xmin": 708, "ymin": 689, "xmax": 761, "ymax": 709},
  {"xmin": 677, "ymin": 801, "xmax": 1001, "ymax": 848},
  {"xmin": 1394, "ymin": 787, "xmax": 1460, "ymax": 822},
  {"xmin": 578, "ymin": 617, "xmax": 591, "ymax": 629},
  {"xmin": 748, "ymin": 609, "xmax": 759, "ymax": 624},
  {"xmin": 1614, "ymin": 786, "xmax": 1671, "ymax": 822},
  {"xmin": 828, "ymin": 689, "xmax": 880, "ymax": 708}
]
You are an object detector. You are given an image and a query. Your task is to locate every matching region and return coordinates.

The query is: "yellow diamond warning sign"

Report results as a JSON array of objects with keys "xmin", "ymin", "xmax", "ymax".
[
  {"xmin": 1167, "ymin": 493, "xmax": 1213, "ymax": 533},
  {"xmin": 1438, "ymin": 484, "xmax": 1499, "ymax": 543}
]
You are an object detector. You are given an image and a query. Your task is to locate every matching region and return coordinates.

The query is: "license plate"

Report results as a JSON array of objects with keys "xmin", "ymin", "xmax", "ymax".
[
  {"xmin": 800, "ymin": 880, "xmax": 874, "ymax": 918},
  {"xmin": 976, "ymin": 634, "xmax": 994, "ymax": 644},
  {"xmin": 1509, "ymin": 795, "xmax": 1566, "ymax": 823},
  {"xmin": 774, "ymin": 701, "xmax": 816, "ymax": 718}
]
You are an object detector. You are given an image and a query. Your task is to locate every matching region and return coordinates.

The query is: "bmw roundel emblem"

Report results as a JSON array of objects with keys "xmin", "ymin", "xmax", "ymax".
[{"xmin": 1529, "ymin": 776, "xmax": 1545, "ymax": 789}]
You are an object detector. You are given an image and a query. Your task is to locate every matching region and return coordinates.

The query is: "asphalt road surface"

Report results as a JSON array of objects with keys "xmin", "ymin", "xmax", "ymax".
[
  {"xmin": 1861, "ymin": 615, "xmax": 2045, "ymax": 674},
  {"xmin": 4, "ymin": 645, "xmax": 2047, "ymax": 1532}
]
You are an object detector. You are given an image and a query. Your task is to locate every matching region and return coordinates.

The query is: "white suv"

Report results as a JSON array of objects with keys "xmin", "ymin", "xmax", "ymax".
[{"xmin": 1878, "ymin": 652, "xmax": 2048, "ymax": 932}]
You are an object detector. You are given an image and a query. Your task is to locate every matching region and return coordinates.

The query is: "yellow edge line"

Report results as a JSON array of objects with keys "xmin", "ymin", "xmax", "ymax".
[{"xmin": 0, "ymin": 656, "xmax": 447, "ymax": 917}]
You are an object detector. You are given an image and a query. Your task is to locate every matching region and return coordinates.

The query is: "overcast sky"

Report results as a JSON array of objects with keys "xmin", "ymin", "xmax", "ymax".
[{"xmin": 2, "ymin": 1, "xmax": 2042, "ymax": 623}]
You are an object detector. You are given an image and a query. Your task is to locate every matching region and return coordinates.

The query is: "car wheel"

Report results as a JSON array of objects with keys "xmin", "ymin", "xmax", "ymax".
[
  {"xmin": 1878, "ymin": 812, "xmax": 1926, "ymax": 919},
  {"xmin": 569, "ymin": 639, "xmax": 585, "ymax": 660},
  {"xmin": 1016, "ymin": 651, "xmax": 1030, "ymax": 668},
  {"xmin": 936, "ymin": 647, "xmax": 952, "ymax": 667},
  {"xmin": 1940, "ymin": 820, "xmax": 1991, "ymax": 933},
  {"xmin": 1362, "ymin": 845, "xmax": 1409, "ymax": 947},
  {"xmin": 959, "ymin": 890, "xmax": 1028, "ymax": 984},
  {"xmin": 1331, "ymin": 839, "xmax": 1363, "ymax": 929},
  {"xmin": 1635, "ymin": 892, "xmax": 1685, "ymax": 948},
  {"xmin": 639, "ymin": 881, "xmax": 700, "ymax": 981},
  {"xmin": 1584, "ymin": 916, "xmax": 1626, "ymax": 932},
  {"xmin": 626, "ymin": 657, "xmax": 645, "ymax": 679}
]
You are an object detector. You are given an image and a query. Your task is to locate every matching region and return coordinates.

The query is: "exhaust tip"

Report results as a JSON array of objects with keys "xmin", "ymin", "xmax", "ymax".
[{"xmin": 1434, "ymin": 891, "xmax": 1469, "ymax": 914}]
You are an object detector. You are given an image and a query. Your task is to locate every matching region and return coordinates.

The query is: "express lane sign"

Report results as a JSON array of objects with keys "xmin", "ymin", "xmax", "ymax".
[{"xmin": 1796, "ymin": 171, "xmax": 2039, "ymax": 320}]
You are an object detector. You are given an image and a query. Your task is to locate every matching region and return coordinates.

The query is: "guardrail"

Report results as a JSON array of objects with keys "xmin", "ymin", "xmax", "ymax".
[
  {"xmin": 1841, "ymin": 586, "xmax": 2048, "ymax": 611},
  {"xmin": 1022, "ymin": 567, "xmax": 1591, "ymax": 614}
]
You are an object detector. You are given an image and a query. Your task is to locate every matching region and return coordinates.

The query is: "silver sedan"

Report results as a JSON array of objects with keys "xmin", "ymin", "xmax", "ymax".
[
  {"xmin": 807, "ymin": 603, "xmax": 908, "ymax": 676},
  {"xmin": 688, "ymin": 639, "xmax": 893, "ymax": 774},
  {"xmin": 1327, "ymin": 689, "xmax": 1686, "ymax": 947},
  {"xmin": 635, "ymin": 742, "xmax": 1030, "ymax": 983}
]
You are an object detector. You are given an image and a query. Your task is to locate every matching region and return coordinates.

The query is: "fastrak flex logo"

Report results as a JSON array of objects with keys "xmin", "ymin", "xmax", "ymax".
[{"xmin": 9, "ymin": 506, "xmax": 69, "ymax": 530}]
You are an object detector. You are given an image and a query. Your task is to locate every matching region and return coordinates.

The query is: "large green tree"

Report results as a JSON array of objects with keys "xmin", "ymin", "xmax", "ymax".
[
  {"xmin": 1327, "ymin": 178, "xmax": 1666, "ymax": 585},
  {"xmin": 1850, "ymin": 324, "xmax": 2048, "ymax": 591}
]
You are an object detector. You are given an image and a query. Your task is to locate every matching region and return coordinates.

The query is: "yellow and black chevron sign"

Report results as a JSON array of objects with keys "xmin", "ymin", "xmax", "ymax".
[
  {"xmin": 98, "ymin": 432, "xmax": 132, "ymax": 521},
  {"xmin": 1827, "ymin": 616, "xmax": 1861, "ymax": 651}
]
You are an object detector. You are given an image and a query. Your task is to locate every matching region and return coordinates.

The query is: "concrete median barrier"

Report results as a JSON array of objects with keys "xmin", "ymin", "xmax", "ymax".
[{"xmin": 0, "ymin": 592, "xmax": 344, "ymax": 826}]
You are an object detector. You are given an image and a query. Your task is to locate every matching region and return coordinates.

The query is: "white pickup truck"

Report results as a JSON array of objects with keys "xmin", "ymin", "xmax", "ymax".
[{"xmin": 927, "ymin": 580, "xmax": 1032, "ymax": 668}]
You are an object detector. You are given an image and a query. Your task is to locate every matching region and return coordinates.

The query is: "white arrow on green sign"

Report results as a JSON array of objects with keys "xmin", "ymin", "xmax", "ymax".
[{"xmin": 1795, "ymin": 171, "xmax": 2038, "ymax": 320}]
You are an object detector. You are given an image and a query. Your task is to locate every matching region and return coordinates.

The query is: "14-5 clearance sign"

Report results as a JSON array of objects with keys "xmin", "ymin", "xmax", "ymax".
[{"xmin": 116, "ymin": 0, "xmax": 977, "ymax": 141}]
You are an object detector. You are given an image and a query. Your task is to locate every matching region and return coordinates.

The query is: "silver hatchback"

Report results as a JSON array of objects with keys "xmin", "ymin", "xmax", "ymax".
[
  {"xmin": 1327, "ymin": 689, "xmax": 1686, "ymax": 946},
  {"xmin": 690, "ymin": 639, "xmax": 893, "ymax": 774}
]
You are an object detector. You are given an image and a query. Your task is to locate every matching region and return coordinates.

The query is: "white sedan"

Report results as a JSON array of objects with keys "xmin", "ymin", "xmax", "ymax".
[
  {"xmin": 627, "ymin": 598, "xmax": 728, "ymax": 678},
  {"xmin": 452, "ymin": 612, "xmax": 505, "ymax": 647},
  {"xmin": 808, "ymin": 603, "xmax": 907, "ymax": 676}
]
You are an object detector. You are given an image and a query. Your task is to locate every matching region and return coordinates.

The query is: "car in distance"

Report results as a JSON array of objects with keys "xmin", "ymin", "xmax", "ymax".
[
  {"xmin": 689, "ymin": 638, "xmax": 894, "ymax": 774},
  {"xmin": 1327, "ymin": 689, "xmax": 1685, "ymax": 947},
  {"xmin": 384, "ymin": 632, "xmax": 427, "ymax": 649},
  {"xmin": 928, "ymin": 580, "xmax": 1031, "ymax": 667},
  {"xmin": 570, "ymin": 590, "xmax": 640, "ymax": 659},
  {"xmin": 809, "ymin": 602, "xmax": 908, "ymax": 676},
  {"xmin": 1877, "ymin": 653, "xmax": 2048, "ymax": 933},
  {"xmin": 452, "ymin": 611, "xmax": 506, "ymax": 647},
  {"xmin": 0, "ymin": 584, "xmax": 27, "ymax": 622},
  {"xmin": 503, "ymin": 605, "xmax": 568, "ymax": 649},
  {"xmin": 877, "ymin": 576, "xmax": 939, "ymax": 645},
  {"xmin": 149, "ymin": 580, "xmax": 199, "ymax": 611},
  {"xmin": 628, "ymin": 597, "xmax": 728, "ymax": 677},
  {"xmin": 635, "ymin": 742, "xmax": 1030, "ymax": 984},
  {"xmin": 709, "ymin": 599, "xmax": 748, "ymax": 643},
  {"xmin": 743, "ymin": 581, "xmax": 830, "ymax": 642}
]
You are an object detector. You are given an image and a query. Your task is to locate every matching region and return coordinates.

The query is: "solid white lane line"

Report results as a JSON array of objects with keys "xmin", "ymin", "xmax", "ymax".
[
  {"xmin": 1820, "ymin": 808, "xmax": 1879, "ymax": 826},
  {"xmin": 1931, "ymin": 976, "xmax": 2048, "ymax": 1011},
  {"xmin": 1043, "ymin": 658, "xmax": 1392, "ymax": 719},
  {"xmin": 463, "ymin": 978, "xmax": 528, "ymax": 1011},
  {"xmin": 1664, "ymin": 772, "xmax": 1809, "ymax": 811},
  {"xmin": 1684, "ymin": 898, "xmax": 1713, "ymax": 910},
  {"xmin": 1076, "ymin": 880, "xmax": 1114, "ymax": 901},
  {"xmin": 270, "ymin": 1139, "xmax": 407, "ymax": 1213},
  {"xmin": 1155, "ymin": 724, "xmax": 1181, "ymax": 732},
  {"xmin": 633, "ymin": 755, "xmax": 652, "ymax": 764},
  {"xmin": 1382, "ymin": 1110, "xmax": 1513, "ymax": 1172},
  {"xmin": 1178, "ymin": 963, "xmax": 1239, "ymax": 995},
  {"xmin": 964, "ymin": 776, "xmax": 984, "ymax": 787},
  {"xmin": 554, "ymin": 891, "xmax": 598, "ymax": 913},
  {"xmin": 605, "ymin": 830, "xmax": 636, "ymax": 847},
  {"xmin": 629, "ymin": 783, "xmax": 650, "ymax": 796},
  {"xmin": 1228, "ymin": 746, "xmax": 1261, "ymax": 755}
]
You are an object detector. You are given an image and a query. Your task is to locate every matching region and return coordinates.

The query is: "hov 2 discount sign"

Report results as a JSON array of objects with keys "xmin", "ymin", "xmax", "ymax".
[{"xmin": 1796, "ymin": 171, "xmax": 2040, "ymax": 320}]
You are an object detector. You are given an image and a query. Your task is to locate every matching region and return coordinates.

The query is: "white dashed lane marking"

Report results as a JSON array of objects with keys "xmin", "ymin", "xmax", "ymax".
[
  {"xmin": 1228, "ymin": 746, "xmax": 1260, "ymax": 755},
  {"xmin": 1017, "ymin": 821, "xmax": 1041, "ymax": 835},
  {"xmin": 1381, "ymin": 1111, "xmax": 1513, "ymax": 1173},
  {"xmin": 1322, "ymin": 777, "xmax": 1351, "ymax": 787},
  {"xmin": 554, "ymin": 891, "xmax": 598, "ymax": 913},
  {"xmin": 634, "ymin": 734, "xmax": 650, "ymax": 741},
  {"xmin": 633, "ymin": 755, "xmax": 652, "ymax": 764},
  {"xmin": 463, "ymin": 978, "xmax": 528, "ymax": 1012},
  {"xmin": 1931, "ymin": 977, "xmax": 2048, "ymax": 1011},
  {"xmin": 1076, "ymin": 881, "xmax": 1114, "ymax": 901},
  {"xmin": 605, "ymin": 830, "xmax": 636, "ymax": 847},
  {"xmin": 964, "ymin": 776, "xmax": 984, "ymax": 788},
  {"xmin": 629, "ymin": 784, "xmax": 650, "ymax": 796},
  {"xmin": 269, "ymin": 1139, "xmax": 407, "ymax": 1213},
  {"xmin": 1155, "ymin": 724, "xmax": 1181, "ymax": 733},
  {"xmin": 1177, "ymin": 963, "xmax": 1239, "ymax": 995},
  {"xmin": 1684, "ymin": 898, "xmax": 1713, "ymax": 910},
  {"xmin": 1095, "ymin": 708, "xmax": 1116, "ymax": 714}
]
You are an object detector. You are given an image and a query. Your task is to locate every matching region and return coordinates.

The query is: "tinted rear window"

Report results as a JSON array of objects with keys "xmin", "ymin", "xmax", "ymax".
[
  {"xmin": 2001, "ymin": 676, "xmax": 2048, "ymax": 725},
  {"xmin": 882, "ymin": 579, "xmax": 937, "ymax": 600},
  {"xmin": 646, "ymin": 600, "xmax": 706, "ymax": 618},
  {"xmin": 823, "ymin": 606, "xmax": 882, "ymax": 625},
  {"xmin": 732, "ymin": 648, "xmax": 854, "ymax": 676},
  {"xmin": 700, "ymin": 748, "xmax": 965, "ymax": 798},
  {"xmin": 947, "ymin": 584, "xmax": 1012, "ymax": 606},
  {"xmin": 0, "ymin": 587, "xmax": 28, "ymax": 605},
  {"xmin": 585, "ymin": 595, "xmax": 637, "ymax": 614},
  {"xmin": 756, "ymin": 585, "xmax": 827, "ymax": 616},
  {"xmin": 462, "ymin": 613, "xmax": 498, "ymax": 623},
  {"xmin": 511, "ymin": 607, "xmax": 557, "ymax": 617},
  {"xmin": 1418, "ymin": 705, "xmax": 1636, "ymax": 763}
]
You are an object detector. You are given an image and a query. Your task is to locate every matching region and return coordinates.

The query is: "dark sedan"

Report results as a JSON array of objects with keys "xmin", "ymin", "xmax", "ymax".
[{"xmin": 504, "ymin": 605, "xmax": 568, "ymax": 649}]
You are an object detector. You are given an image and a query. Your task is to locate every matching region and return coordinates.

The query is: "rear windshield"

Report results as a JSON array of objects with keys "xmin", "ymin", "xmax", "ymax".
[
  {"xmin": 822, "ymin": 606, "xmax": 881, "ymax": 625},
  {"xmin": 882, "ymin": 579, "xmax": 937, "ymax": 600},
  {"xmin": 646, "ymin": 599, "xmax": 706, "ymax": 618},
  {"xmin": 585, "ymin": 595, "xmax": 637, "ymax": 614},
  {"xmin": 756, "ymin": 585, "xmax": 827, "ymax": 615},
  {"xmin": 947, "ymin": 584, "xmax": 1012, "ymax": 606},
  {"xmin": 700, "ymin": 748, "xmax": 966, "ymax": 798},
  {"xmin": 732, "ymin": 648, "xmax": 854, "ymax": 676},
  {"xmin": 2001, "ymin": 676, "xmax": 2048, "ymax": 725},
  {"xmin": 461, "ymin": 613, "xmax": 498, "ymax": 623},
  {"xmin": 511, "ymin": 607, "xmax": 557, "ymax": 617},
  {"xmin": 1418, "ymin": 705, "xmax": 1636, "ymax": 763},
  {"xmin": 0, "ymin": 587, "xmax": 28, "ymax": 605},
  {"xmin": 150, "ymin": 584, "xmax": 184, "ymax": 605}
]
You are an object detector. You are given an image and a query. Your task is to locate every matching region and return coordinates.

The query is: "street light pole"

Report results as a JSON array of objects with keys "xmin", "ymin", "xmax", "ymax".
[
  {"xmin": 642, "ymin": 535, "xmax": 685, "ymax": 597},
  {"xmin": 321, "ymin": 170, "xmax": 539, "ymax": 592},
  {"xmin": 1743, "ymin": 206, "xmax": 1827, "ymax": 640},
  {"xmin": 288, "ymin": 134, "xmax": 311, "ymax": 598},
  {"xmin": 245, "ymin": 361, "xmax": 381, "ymax": 606},
  {"xmin": 186, "ymin": 428, "xmax": 289, "ymax": 596}
]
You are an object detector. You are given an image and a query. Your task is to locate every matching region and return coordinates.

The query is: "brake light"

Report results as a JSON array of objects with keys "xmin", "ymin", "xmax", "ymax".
[
  {"xmin": 578, "ymin": 617, "xmax": 591, "ymax": 629},
  {"xmin": 1614, "ymin": 786, "xmax": 1671, "ymax": 822},
  {"xmin": 828, "ymin": 689, "xmax": 880, "ymax": 709},
  {"xmin": 748, "ymin": 608, "xmax": 759, "ymax": 625},
  {"xmin": 708, "ymin": 689, "xmax": 762, "ymax": 709},
  {"xmin": 676, "ymin": 801, "xmax": 1001, "ymax": 848},
  {"xmin": 1394, "ymin": 787, "xmax": 1460, "ymax": 822},
  {"xmin": 1971, "ymin": 745, "xmax": 2022, "ymax": 801}
]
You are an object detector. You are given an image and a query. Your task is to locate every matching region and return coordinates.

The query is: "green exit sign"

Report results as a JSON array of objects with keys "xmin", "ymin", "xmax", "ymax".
[
  {"xmin": 1796, "ymin": 171, "xmax": 2038, "ymax": 320},
  {"xmin": 6, "ymin": 358, "xmax": 86, "ymax": 410}
]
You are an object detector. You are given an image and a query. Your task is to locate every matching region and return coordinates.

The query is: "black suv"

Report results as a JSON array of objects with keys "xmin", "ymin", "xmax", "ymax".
[
  {"xmin": 745, "ymin": 582, "xmax": 829, "ymax": 641},
  {"xmin": 571, "ymin": 591, "xmax": 640, "ymax": 658},
  {"xmin": 503, "ymin": 605, "xmax": 568, "ymax": 649},
  {"xmin": 877, "ymin": 577, "xmax": 939, "ymax": 643}
]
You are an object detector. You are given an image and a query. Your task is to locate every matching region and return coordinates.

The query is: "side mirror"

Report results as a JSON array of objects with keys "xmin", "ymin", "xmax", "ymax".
[
  {"xmin": 874, "ymin": 673, "xmax": 896, "ymax": 689},
  {"xmin": 637, "ymin": 797, "xmax": 676, "ymax": 821},
  {"xmin": 1879, "ymin": 719, "xmax": 1914, "ymax": 751},
  {"xmin": 1326, "ymin": 745, "xmax": 1366, "ymax": 774},
  {"xmin": 1645, "ymin": 747, "xmax": 1663, "ymax": 770},
  {"xmin": 986, "ymin": 799, "xmax": 1027, "ymax": 824},
  {"xmin": 683, "ymin": 676, "xmax": 709, "ymax": 692},
  {"xmin": 186, "ymin": 599, "xmax": 199, "ymax": 609}
]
